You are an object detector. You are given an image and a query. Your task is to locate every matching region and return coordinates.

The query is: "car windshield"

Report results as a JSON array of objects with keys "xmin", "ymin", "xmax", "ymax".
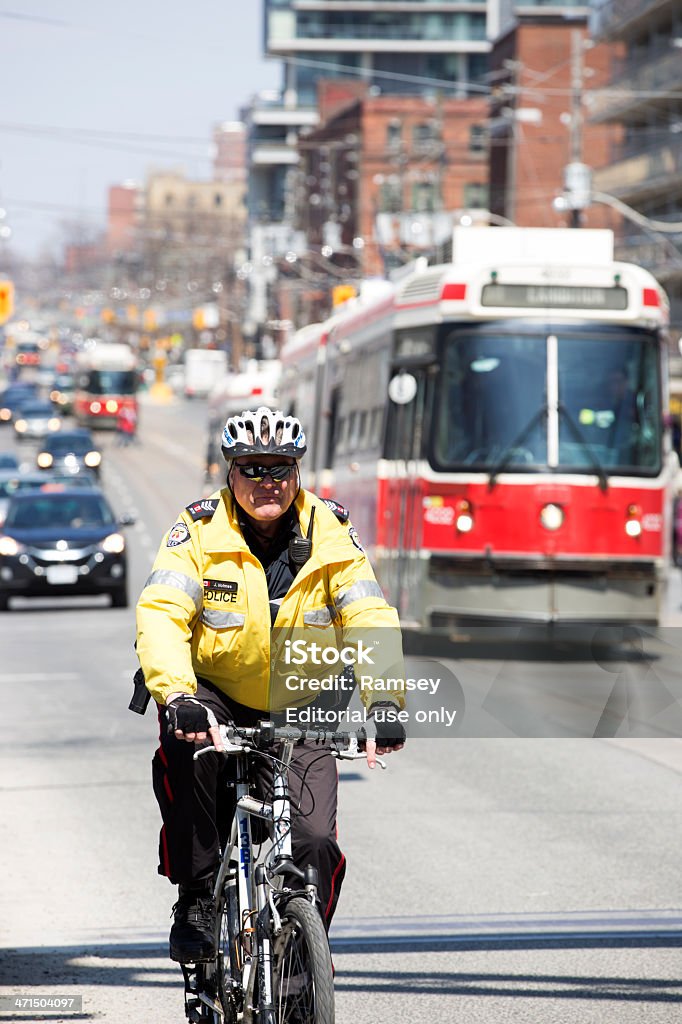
[
  {"xmin": 5, "ymin": 494, "xmax": 114, "ymax": 529},
  {"xmin": 3, "ymin": 386, "xmax": 36, "ymax": 399},
  {"xmin": 46, "ymin": 435, "xmax": 94, "ymax": 455},
  {"xmin": 0, "ymin": 454, "xmax": 19, "ymax": 469},
  {"xmin": 434, "ymin": 326, "xmax": 661, "ymax": 475},
  {"xmin": 19, "ymin": 402, "xmax": 54, "ymax": 416}
]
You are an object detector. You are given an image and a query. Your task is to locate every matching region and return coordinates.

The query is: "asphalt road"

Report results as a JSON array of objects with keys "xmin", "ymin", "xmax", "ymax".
[{"xmin": 1, "ymin": 393, "xmax": 681, "ymax": 1023}]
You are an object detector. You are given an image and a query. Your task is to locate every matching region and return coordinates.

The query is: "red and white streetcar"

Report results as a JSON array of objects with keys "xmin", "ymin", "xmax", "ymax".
[
  {"xmin": 74, "ymin": 341, "xmax": 138, "ymax": 430},
  {"xmin": 280, "ymin": 227, "xmax": 675, "ymax": 627}
]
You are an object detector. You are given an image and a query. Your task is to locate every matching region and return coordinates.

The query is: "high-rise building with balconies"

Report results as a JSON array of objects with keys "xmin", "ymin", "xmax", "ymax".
[
  {"xmin": 243, "ymin": 0, "xmax": 593, "ymax": 341},
  {"xmin": 590, "ymin": 0, "xmax": 682, "ymax": 332}
]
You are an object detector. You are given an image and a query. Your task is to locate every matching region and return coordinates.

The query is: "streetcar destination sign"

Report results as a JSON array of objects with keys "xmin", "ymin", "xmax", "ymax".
[{"xmin": 480, "ymin": 283, "xmax": 628, "ymax": 310}]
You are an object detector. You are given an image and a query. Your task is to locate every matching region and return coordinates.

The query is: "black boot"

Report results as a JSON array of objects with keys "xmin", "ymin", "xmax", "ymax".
[{"xmin": 169, "ymin": 883, "xmax": 216, "ymax": 963}]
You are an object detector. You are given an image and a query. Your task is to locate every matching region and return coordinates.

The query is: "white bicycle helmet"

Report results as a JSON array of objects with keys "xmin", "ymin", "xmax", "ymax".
[{"xmin": 221, "ymin": 406, "xmax": 307, "ymax": 460}]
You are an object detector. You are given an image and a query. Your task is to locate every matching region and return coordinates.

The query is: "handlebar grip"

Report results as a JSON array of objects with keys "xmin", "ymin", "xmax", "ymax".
[{"xmin": 129, "ymin": 668, "xmax": 151, "ymax": 715}]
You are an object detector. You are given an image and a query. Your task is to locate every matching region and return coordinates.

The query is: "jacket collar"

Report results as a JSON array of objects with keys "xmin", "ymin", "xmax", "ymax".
[{"xmin": 202, "ymin": 487, "xmax": 355, "ymax": 571}]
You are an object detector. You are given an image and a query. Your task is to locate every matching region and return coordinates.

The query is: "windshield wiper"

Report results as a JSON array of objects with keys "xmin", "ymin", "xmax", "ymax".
[
  {"xmin": 557, "ymin": 402, "xmax": 609, "ymax": 492},
  {"xmin": 487, "ymin": 405, "xmax": 546, "ymax": 490}
]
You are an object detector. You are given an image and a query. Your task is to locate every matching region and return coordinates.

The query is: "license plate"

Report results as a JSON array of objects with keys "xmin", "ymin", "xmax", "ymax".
[{"xmin": 46, "ymin": 564, "xmax": 78, "ymax": 585}]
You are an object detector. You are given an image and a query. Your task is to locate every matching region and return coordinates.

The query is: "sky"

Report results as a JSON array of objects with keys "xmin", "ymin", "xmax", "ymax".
[{"xmin": 0, "ymin": 2, "xmax": 280, "ymax": 259}]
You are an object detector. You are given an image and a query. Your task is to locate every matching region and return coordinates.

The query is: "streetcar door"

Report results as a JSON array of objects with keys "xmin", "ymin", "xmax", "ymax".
[{"xmin": 384, "ymin": 369, "xmax": 430, "ymax": 619}]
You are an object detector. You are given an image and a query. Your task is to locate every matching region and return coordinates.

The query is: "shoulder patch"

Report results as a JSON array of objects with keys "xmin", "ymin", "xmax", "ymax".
[
  {"xmin": 186, "ymin": 498, "xmax": 219, "ymax": 522},
  {"xmin": 167, "ymin": 521, "xmax": 190, "ymax": 547},
  {"xmin": 322, "ymin": 497, "xmax": 349, "ymax": 523}
]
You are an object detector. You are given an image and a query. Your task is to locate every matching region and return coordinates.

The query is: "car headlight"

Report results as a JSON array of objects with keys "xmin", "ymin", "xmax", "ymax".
[
  {"xmin": 84, "ymin": 451, "xmax": 101, "ymax": 467},
  {"xmin": 100, "ymin": 532, "xmax": 125, "ymax": 554},
  {"xmin": 0, "ymin": 408, "xmax": 11, "ymax": 421},
  {"xmin": 0, "ymin": 536, "xmax": 23, "ymax": 556},
  {"xmin": 48, "ymin": 418, "xmax": 61, "ymax": 430},
  {"xmin": 15, "ymin": 419, "xmax": 27, "ymax": 432},
  {"xmin": 37, "ymin": 452, "xmax": 53, "ymax": 468}
]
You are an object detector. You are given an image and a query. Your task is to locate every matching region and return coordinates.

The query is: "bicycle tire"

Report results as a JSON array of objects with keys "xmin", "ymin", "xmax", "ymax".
[
  {"xmin": 270, "ymin": 896, "xmax": 335, "ymax": 1024},
  {"xmin": 216, "ymin": 878, "xmax": 242, "ymax": 1024}
]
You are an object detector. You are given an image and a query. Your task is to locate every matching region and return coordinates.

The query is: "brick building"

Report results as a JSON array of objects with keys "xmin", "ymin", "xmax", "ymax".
[{"xmin": 488, "ymin": 17, "xmax": 619, "ymax": 229}]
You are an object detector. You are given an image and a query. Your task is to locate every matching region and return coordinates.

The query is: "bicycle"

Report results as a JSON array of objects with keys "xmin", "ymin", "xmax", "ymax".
[{"xmin": 179, "ymin": 720, "xmax": 384, "ymax": 1024}]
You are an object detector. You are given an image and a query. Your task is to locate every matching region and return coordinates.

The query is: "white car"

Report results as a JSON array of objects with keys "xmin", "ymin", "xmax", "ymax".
[{"xmin": 13, "ymin": 401, "xmax": 62, "ymax": 440}]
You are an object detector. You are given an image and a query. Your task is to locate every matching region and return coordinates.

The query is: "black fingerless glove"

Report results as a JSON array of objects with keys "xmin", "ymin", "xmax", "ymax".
[
  {"xmin": 366, "ymin": 700, "xmax": 406, "ymax": 748},
  {"xmin": 166, "ymin": 696, "xmax": 217, "ymax": 736}
]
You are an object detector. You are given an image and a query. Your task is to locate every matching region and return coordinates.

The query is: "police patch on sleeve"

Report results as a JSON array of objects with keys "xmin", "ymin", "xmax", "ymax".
[
  {"xmin": 348, "ymin": 526, "xmax": 364, "ymax": 552},
  {"xmin": 167, "ymin": 521, "xmax": 190, "ymax": 547},
  {"xmin": 186, "ymin": 498, "xmax": 219, "ymax": 521},
  {"xmin": 322, "ymin": 498, "xmax": 349, "ymax": 523}
]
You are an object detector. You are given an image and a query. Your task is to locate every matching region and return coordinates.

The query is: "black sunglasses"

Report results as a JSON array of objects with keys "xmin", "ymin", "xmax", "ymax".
[{"xmin": 235, "ymin": 463, "xmax": 295, "ymax": 482}]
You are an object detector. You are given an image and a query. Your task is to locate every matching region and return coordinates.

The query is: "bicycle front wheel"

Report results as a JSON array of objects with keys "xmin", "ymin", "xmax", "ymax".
[{"xmin": 271, "ymin": 897, "xmax": 335, "ymax": 1024}]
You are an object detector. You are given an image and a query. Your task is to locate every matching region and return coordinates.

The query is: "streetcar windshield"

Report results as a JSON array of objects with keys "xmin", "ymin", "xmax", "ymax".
[
  {"xmin": 434, "ymin": 327, "xmax": 661, "ymax": 475},
  {"xmin": 556, "ymin": 332, "xmax": 660, "ymax": 472},
  {"xmin": 435, "ymin": 331, "xmax": 547, "ymax": 468},
  {"xmin": 79, "ymin": 370, "xmax": 137, "ymax": 393}
]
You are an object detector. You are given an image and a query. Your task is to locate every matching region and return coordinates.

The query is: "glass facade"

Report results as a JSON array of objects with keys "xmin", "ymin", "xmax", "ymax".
[{"xmin": 296, "ymin": 11, "xmax": 486, "ymax": 41}]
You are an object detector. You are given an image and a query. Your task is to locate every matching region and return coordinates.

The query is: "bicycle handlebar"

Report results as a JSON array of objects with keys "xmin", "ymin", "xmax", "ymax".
[{"xmin": 193, "ymin": 719, "xmax": 387, "ymax": 768}]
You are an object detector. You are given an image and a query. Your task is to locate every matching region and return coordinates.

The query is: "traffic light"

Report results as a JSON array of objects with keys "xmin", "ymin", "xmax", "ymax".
[{"xmin": 0, "ymin": 280, "xmax": 15, "ymax": 323}]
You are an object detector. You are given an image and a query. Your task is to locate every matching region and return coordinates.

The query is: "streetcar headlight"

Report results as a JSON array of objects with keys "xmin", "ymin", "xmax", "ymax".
[
  {"xmin": 625, "ymin": 504, "xmax": 643, "ymax": 538},
  {"xmin": 455, "ymin": 500, "xmax": 474, "ymax": 533},
  {"xmin": 105, "ymin": 399, "xmax": 118, "ymax": 413},
  {"xmin": 90, "ymin": 401, "xmax": 102, "ymax": 413},
  {"xmin": 540, "ymin": 503, "xmax": 564, "ymax": 531}
]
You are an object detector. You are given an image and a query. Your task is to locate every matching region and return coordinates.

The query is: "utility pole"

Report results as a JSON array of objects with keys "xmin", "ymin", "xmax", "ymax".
[{"xmin": 569, "ymin": 28, "xmax": 584, "ymax": 228}]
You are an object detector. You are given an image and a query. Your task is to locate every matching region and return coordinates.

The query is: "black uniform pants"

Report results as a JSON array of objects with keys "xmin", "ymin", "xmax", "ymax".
[{"xmin": 152, "ymin": 680, "xmax": 347, "ymax": 928}]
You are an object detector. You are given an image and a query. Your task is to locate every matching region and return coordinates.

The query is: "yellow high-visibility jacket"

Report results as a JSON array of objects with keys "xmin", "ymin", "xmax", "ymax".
[{"xmin": 136, "ymin": 487, "xmax": 404, "ymax": 711}]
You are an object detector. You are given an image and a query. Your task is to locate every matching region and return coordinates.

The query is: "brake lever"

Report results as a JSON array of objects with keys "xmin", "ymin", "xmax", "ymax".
[{"xmin": 331, "ymin": 749, "xmax": 387, "ymax": 770}]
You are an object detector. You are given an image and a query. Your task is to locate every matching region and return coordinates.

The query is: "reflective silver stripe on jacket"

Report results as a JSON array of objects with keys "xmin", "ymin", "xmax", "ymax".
[
  {"xmin": 145, "ymin": 569, "xmax": 203, "ymax": 613},
  {"xmin": 334, "ymin": 580, "xmax": 384, "ymax": 612},
  {"xmin": 201, "ymin": 609, "xmax": 246, "ymax": 629},
  {"xmin": 303, "ymin": 607, "xmax": 335, "ymax": 626}
]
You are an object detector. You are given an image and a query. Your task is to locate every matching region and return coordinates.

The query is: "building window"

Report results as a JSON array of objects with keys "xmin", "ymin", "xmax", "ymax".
[
  {"xmin": 412, "ymin": 181, "xmax": 439, "ymax": 213},
  {"xmin": 412, "ymin": 122, "xmax": 437, "ymax": 149},
  {"xmin": 463, "ymin": 182, "xmax": 489, "ymax": 209},
  {"xmin": 469, "ymin": 124, "xmax": 487, "ymax": 156},
  {"xmin": 387, "ymin": 120, "xmax": 402, "ymax": 149},
  {"xmin": 379, "ymin": 177, "xmax": 402, "ymax": 213}
]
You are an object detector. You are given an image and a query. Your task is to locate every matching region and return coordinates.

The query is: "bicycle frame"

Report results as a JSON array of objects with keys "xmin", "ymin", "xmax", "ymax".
[
  {"xmin": 190, "ymin": 734, "xmax": 311, "ymax": 1023},
  {"xmin": 214, "ymin": 737, "xmax": 299, "ymax": 1015},
  {"xmin": 184, "ymin": 723, "xmax": 378, "ymax": 1023}
]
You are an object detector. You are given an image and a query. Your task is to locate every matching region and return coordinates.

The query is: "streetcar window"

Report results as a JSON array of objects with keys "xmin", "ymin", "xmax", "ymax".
[
  {"xmin": 385, "ymin": 373, "xmax": 428, "ymax": 461},
  {"xmin": 557, "ymin": 333, "xmax": 660, "ymax": 472},
  {"xmin": 434, "ymin": 331, "xmax": 547, "ymax": 469},
  {"xmin": 357, "ymin": 410, "xmax": 369, "ymax": 449},
  {"xmin": 347, "ymin": 411, "xmax": 360, "ymax": 451},
  {"xmin": 369, "ymin": 407, "xmax": 385, "ymax": 449}
]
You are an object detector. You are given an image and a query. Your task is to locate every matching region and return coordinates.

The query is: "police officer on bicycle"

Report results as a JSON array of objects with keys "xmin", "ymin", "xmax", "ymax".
[{"xmin": 136, "ymin": 407, "xmax": 405, "ymax": 964}]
